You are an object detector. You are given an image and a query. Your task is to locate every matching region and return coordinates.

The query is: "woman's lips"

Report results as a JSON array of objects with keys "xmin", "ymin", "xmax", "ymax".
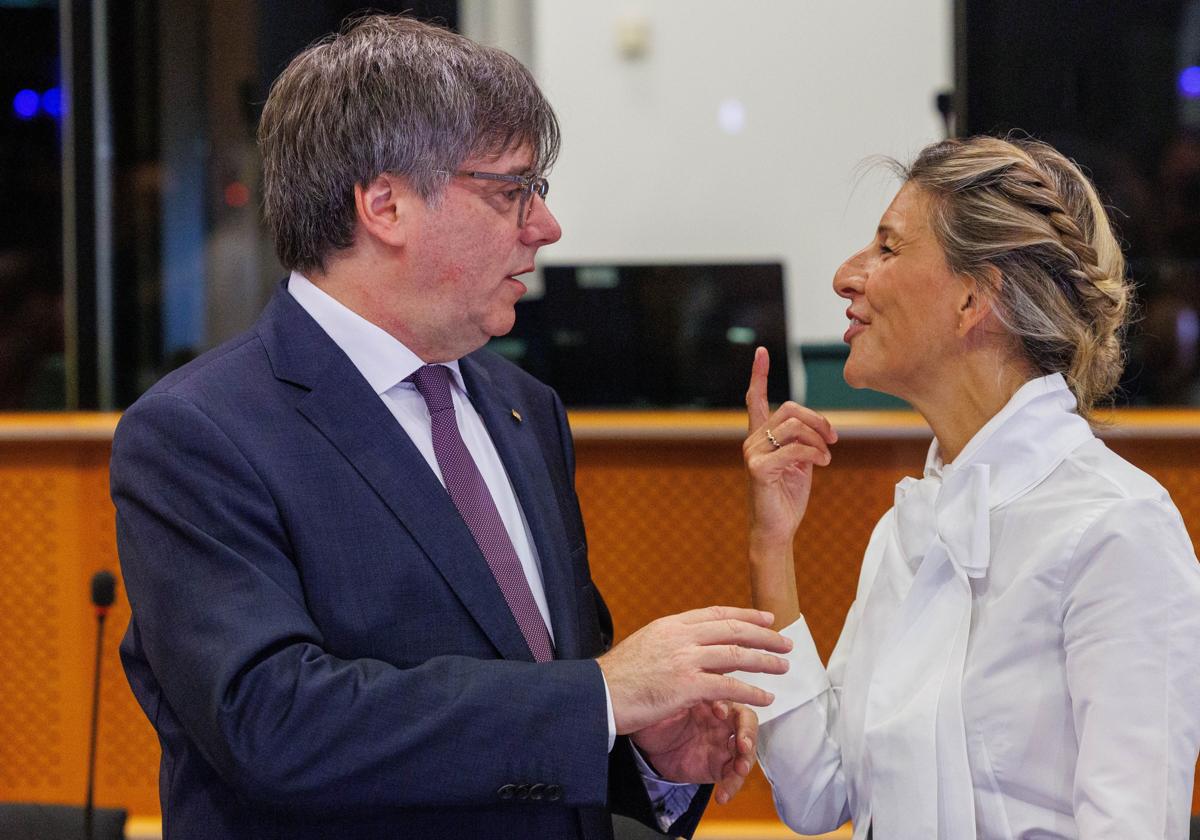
[{"xmin": 844, "ymin": 317, "xmax": 867, "ymax": 343}]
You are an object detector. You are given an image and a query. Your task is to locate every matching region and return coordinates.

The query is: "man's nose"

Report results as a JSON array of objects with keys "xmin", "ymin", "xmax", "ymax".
[{"xmin": 522, "ymin": 195, "xmax": 562, "ymax": 246}]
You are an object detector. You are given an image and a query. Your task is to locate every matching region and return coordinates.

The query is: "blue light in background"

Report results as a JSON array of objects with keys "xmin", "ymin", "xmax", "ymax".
[
  {"xmin": 41, "ymin": 86, "xmax": 61, "ymax": 117},
  {"xmin": 13, "ymin": 88, "xmax": 39, "ymax": 119},
  {"xmin": 1180, "ymin": 66, "xmax": 1200, "ymax": 98}
]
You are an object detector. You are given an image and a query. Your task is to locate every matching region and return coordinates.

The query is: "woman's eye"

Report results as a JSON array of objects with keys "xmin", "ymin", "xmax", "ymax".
[{"xmin": 880, "ymin": 243, "xmax": 894, "ymax": 256}]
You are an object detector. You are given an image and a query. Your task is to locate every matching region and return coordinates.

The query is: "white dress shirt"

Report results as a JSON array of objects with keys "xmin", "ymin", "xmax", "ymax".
[
  {"xmin": 743, "ymin": 374, "xmax": 1200, "ymax": 839},
  {"xmin": 288, "ymin": 273, "xmax": 555, "ymax": 635},
  {"xmin": 288, "ymin": 274, "xmax": 694, "ymax": 829}
]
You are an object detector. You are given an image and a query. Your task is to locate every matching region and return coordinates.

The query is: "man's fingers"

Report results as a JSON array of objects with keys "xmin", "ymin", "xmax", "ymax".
[
  {"xmin": 697, "ymin": 646, "xmax": 790, "ymax": 676},
  {"xmin": 678, "ymin": 605, "xmax": 775, "ymax": 627},
  {"xmin": 737, "ymin": 731, "xmax": 756, "ymax": 756},
  {"xmin": 716, "ymin": 707, "xmax": 758, "ymax": 804},
  {"xmin": 699, "ymin": 673, "xmax": 778, "ymax": 708},
  {"xmin": 691, "ymin": 619, "xmax": 793, "ymax": 653},
  {"xmin": 715, "ymin": 760, "xmax": 750, "ymax": 805},
  {"xmin": 725, "ymin": 752, "xmax": 753, "ymax": 779},
  {"xmin": 732, "ymin": 704, "xmax": 758, "ymax": 751},
  {"xmin": 745, "ymin": 346, "xmax": 772, "ymax": 432}
]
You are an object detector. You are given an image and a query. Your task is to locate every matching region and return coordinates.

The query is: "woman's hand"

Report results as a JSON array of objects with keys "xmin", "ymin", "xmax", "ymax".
[{"xmin": 744, "ymin": 347, "xmax": 838, "ymax": 544}]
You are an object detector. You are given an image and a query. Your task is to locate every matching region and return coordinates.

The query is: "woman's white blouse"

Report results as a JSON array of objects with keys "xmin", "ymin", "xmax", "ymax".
[{"xmin": 748, "ymin": 375, "xmax": 1200, "ymax": 839}]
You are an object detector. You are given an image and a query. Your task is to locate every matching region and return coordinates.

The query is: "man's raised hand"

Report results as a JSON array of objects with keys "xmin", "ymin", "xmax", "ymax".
[{"xmin": 598, "ymin": 605, "xmax": 791, "ymax": 734}]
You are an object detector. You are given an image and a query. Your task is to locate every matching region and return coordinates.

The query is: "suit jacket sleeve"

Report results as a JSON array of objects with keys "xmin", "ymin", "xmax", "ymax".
[
  {"xmin": 547, "ymin": 393, "xmax": 713, "ymax": 837},
  {"xmin": 111, "ymin": 390, "xmax": 612, "ymax": 816}
]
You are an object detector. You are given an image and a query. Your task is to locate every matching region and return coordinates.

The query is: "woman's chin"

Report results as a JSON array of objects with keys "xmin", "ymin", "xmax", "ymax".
[
  {"xmin": 843, "ymin": 363, "xmax": 901, "ymax": 399},
  {"xmin": 844, "ymin": 366, "xmax": 909, "ymax": 405},
  {"xmin": 842, "ymin": 362, "xmax": 872, "ymax": 391}
]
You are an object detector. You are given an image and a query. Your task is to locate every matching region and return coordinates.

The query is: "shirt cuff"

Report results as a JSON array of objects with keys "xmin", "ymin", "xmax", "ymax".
[
  {"xmin": 601, "ymin": 669, "xmax": 616, "ymax": 752},
  {"xmin": 731, "ymin": 614, "xmax": 830, "ymax": 725},
  {"xmin": 630, "ymin": 744, "xmax": 701, "ymax": 832}
]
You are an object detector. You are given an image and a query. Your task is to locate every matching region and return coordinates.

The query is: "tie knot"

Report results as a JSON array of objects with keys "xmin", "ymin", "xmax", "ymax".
[{"xmin": 408, "ymin": 364, "xmax": 455, "ymax": 413}]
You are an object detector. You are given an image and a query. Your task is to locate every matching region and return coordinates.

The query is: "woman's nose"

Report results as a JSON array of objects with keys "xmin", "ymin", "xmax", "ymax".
[{"xmin": 833, "ymin": 252, "xmax": 867, "ymax": 299}]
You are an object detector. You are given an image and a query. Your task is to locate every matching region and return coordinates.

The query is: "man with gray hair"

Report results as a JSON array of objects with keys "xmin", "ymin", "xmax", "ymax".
[{"xmin": 110, "ymin": 14, "xmax": 791, "ymax": 840}]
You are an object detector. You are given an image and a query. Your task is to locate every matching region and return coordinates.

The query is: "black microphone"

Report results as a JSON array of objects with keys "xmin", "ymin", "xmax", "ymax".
[
  {"xmin": 91, "ymin": 570, "xmax": 116, "ymax": 613},
  {"xmin": 85, "ymin": 571, "xmax": 118, "ymax": 840}
]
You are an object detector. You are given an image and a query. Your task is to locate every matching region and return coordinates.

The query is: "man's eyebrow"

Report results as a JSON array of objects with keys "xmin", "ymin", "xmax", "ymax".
[{"xmin": 471, "ymin": 159, "xmax": 534, "ymax": 176}]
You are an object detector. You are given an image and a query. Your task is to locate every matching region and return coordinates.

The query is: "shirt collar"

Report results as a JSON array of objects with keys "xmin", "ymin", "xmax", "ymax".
[
  {"xmin": 286, "ymin": 271, "xmax": 466, "ymax": 395},
  {"xmin": 925, "ymin": 372, "xmax": 1094, "ymax": 509}
]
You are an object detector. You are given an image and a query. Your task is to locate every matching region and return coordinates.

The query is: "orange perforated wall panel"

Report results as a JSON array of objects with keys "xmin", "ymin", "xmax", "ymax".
[
  {"xmin": 0, "ymin": 429, "xmax": 160, "ymax": 816},
  {"xmin": 0, "ymin": 412, "xmax": 1197, "ymax": 827}
]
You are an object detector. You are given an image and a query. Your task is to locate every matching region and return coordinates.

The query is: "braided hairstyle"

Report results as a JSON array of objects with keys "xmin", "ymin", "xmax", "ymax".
[{"xmin": 902, "ymin": 136, "xmax": 1131, "ymax": 418}]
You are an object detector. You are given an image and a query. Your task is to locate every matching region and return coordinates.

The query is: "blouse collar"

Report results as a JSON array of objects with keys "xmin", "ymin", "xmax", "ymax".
[{"xmin": 924, "ymin": 373, "xmax": 1094, "ymax": 511}]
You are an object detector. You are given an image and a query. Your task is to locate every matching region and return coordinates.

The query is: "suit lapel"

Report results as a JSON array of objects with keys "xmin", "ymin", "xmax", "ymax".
[
  {"xmin": 258, "ymin": 288, "xmax": 536, "ymax": 662},
  {"xmin": 460, "ymin": 356, "xmax": 581, "ymax": 660}
]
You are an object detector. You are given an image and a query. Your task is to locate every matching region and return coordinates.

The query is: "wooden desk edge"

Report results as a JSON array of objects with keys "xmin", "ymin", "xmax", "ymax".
[
  {"xmin": 695, "ymin": 821, "xmax": 853, "ymax": 839},
  {"xmin": 569, "ymin": 408, "xmax": 1200, "ymax": 440},
  {"xmin": 0, "ymin": 412, "xmax": 122, "ymax": 442},
  {"xmin": 2, "ymin": 410, "xmax": 1199, "ymax": 443}
]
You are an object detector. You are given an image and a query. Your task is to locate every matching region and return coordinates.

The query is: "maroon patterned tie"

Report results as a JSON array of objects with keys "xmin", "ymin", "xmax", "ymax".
[{"xmin": 408, "ymin": 364, "xmax": 554, "ymax": 663}]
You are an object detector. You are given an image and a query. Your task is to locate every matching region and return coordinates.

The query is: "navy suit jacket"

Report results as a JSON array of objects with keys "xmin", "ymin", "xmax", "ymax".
[{"xmin": 110, "ymin": 284, "xmax": 709, "ymax": 839}]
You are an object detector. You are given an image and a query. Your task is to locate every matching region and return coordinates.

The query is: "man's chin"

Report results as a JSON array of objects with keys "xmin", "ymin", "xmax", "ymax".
[
  {"xmin": 487, "ymin": 309, "xmax": 518, "ymax": 339},
  {"xmin": 477, "ymin": 314, "xmax": 516, "ymax": 348}
]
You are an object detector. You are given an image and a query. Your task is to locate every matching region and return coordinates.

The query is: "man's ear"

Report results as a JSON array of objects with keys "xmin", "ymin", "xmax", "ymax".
[{"xmin": 353, "ymin": 172, "xmax": 422, "ymax": 248}]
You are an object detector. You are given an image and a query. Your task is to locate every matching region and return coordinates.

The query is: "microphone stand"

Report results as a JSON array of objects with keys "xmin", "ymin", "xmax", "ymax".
[
  {"xmin": 84, "ymin": 605, "xmax": 105, "ymax": 840},
  {"xmin": 85, "ymin": 570, "xmax": 115, "ymax": 840}
]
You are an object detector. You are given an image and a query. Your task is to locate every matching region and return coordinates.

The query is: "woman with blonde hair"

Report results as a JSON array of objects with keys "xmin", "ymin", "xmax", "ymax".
[{"xmin": 742, "ymin": 136, "xmax": 1200, "ymax": 839}]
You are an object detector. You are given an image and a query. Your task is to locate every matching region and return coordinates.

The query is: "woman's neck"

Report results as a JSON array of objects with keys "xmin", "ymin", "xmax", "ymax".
[{"xmin": 908, "ymin": 352, "xmax": 1038, "ymax": 464}]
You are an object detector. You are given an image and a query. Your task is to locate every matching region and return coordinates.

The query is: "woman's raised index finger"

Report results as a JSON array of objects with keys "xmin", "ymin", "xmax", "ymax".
[{"xmin": 746, "ymin": 346, "xmax": 772, "ymax": 431}]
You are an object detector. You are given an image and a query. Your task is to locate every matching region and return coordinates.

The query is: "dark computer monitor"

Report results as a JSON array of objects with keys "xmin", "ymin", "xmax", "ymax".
[{"xmin": 489, "ymin": 263, "xmax": 790, "ymax": 409}]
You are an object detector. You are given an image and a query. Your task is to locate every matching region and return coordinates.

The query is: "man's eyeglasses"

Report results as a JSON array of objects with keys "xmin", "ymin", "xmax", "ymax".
[{"xmin": 449, "ymin": 170, "xmax": 550, "ymax": 228}]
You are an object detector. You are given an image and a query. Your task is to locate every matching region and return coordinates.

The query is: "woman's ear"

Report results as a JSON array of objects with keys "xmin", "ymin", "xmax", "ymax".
[
  {"xmin": 353, "ymin": 173, "xmax": 423, "ymax": 248},
  {"xmin": 956, "ymin": 268, "xmax": 1001, "ymax": 337}
]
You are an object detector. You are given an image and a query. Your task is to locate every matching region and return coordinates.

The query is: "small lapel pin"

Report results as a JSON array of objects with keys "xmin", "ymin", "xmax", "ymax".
[{"xmin": 511, "ymin": 408, "xmax": 523, "ymax": 423}]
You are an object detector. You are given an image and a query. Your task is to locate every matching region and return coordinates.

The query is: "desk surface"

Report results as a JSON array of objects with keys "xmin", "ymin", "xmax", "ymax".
[
  {"xmin": 3, "ymin": 409, "xmax": 1199, "ymax": 443},
  {"xmin": 568, "ymin": 408, "xmax": 1200, "ymax": 439}
]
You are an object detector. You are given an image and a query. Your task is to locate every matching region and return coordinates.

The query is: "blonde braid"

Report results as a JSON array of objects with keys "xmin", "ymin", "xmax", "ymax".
[
  {"xmin": 902, "ymin": 136, "xmax": 1132, "ymax": 418},
  {"xmin": 1020, "ymin": 144, "xmax": 1129, "ymax": 412}
]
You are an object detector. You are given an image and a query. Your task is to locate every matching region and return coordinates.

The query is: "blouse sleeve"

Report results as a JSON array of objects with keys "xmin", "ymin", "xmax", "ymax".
[
  {"xmin": 754, "ymin": 607, "xmax": 858, "ymax": 834},
  {"xmin": 740, "ymin": 512, "xmax": 894, "ymax": 835},
  {"xmin": 1063, "ymin": 495, "xmax": 1200, "ymax": 840}
]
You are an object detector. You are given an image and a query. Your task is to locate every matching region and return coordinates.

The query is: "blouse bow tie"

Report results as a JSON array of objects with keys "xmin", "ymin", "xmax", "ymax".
[{"xmin": 894, "ymin": 461, "xmax": 992, "ymax": 580}]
